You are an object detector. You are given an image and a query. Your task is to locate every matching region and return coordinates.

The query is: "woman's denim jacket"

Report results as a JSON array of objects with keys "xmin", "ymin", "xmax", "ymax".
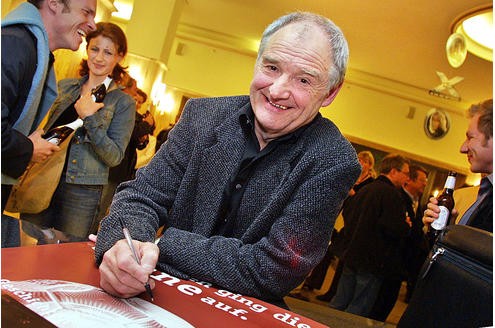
[{"xmin": 43, "ymin": 76, "xmax": 135, "ymax": 185}]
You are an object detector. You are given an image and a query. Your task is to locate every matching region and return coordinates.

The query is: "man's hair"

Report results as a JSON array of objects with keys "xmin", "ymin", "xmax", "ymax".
[
  {"xmin": 257, "ymin": 12, "xmax": 349, "ymax": 89},
  {"xmin": 409, "ymin": 164, "xmax": 428, "ymax": 181},
  {"xmin": 468, "ymin": 99, "xmax": 493, "ymax": 142},
  {"xmin": 28, "ymin": 0, "xmax": 70, "ymax": 10},
  {"xmin": 380, "ymin": 153, "xmax": 410, "ymax": 174}
]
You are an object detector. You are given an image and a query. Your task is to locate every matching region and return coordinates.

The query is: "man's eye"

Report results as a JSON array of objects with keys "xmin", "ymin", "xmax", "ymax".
[{"xmin": 300, "ymin": 78, "xmax": 309, "ymax": 84}]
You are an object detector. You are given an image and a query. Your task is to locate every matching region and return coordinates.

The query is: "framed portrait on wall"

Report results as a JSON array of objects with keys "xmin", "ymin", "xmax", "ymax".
[{"xmin": 424, "ymin": 108, "xmax": 450, "ymax": 139}]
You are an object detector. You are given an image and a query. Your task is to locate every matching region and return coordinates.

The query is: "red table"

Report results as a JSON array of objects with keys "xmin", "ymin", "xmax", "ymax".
[{"xmin": 2, "ymin": 242, "xmax": 328, "ymax": 327}]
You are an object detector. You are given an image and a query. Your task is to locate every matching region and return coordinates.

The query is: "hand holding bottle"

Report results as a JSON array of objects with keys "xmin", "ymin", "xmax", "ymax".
[
  {"xmin": 75, "ymin": 91, "xmax": 105, "ymax": 119},
  {"xmin": 28, "ymin": 129, "xmax": 60, "ymax": 163},
  {"xmin": 422, "ymin": 197, "xmax": 459, "ymax": 226}
]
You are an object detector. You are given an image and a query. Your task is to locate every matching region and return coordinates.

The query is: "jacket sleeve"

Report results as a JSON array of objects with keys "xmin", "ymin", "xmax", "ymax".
[{"xmin": 1, "ymin": 27, "xmax": 36, "ymax": 178}]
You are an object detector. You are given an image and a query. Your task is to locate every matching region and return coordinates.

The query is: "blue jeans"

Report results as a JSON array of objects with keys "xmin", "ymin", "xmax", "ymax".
[
  {"xmin": 329, "ymin": 265, "xmax": 383, "ymax": 317},
  {"xmin": 21, "ymin": 179, "xmax": 103, "ymax": 240},
  {"xmin": 1, "ymin": 214, "xmax": 20, "ymax": 248},
  {"xmin": 2, "ymin": 184, "xmax": 20, "ymax": 248}
]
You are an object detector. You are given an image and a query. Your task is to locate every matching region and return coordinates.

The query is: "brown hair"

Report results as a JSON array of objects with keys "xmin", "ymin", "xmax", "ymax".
[
  {"xmin": 468, "ymin": 99, "xmax": 493, "ymax": 143},
  {"xmin": 408, "ymin": 164, "xmax": 428, "ymax": 181},
  {"xmin": 136, "ymin": 89, "xmax": 148, "ymax": 103},
  {"xmin": 380, "ymin": 153, "xmax": 410, "ymax": 174},
  {"xmin": 78, "ymin": 22, "xmax": 128, "ymax": 83},
  {"xmin": 28, "ymin": 0, "xmax": 70, "ymax": 10}
]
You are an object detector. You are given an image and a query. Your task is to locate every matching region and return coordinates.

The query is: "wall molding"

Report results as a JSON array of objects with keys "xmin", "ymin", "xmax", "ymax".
[{"xmin": 175, "ymin": 23, "xmax": 472, "ymax": 115}]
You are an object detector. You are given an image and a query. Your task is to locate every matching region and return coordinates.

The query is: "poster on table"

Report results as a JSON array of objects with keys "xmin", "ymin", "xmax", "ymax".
[{"xmin": 1, "ymin": 243, "xmax": 326, "ymax": 328}]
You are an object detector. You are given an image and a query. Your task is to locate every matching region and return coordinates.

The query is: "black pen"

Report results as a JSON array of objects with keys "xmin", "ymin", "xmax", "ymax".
[{"xmin": 118, "ymin": 217, "xmax": 154, "ymax": 301}]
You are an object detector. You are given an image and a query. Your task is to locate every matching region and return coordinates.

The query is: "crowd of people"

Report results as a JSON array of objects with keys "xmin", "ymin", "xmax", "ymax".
[
  {"xmin": 1, "ymin": 1, "xmax": 492, "ymax": 325},
  {"xmin": 2, "ymin": 1, "xmax": 162, "ymax": 245},
  {"xmin": 290, "ymin": 98, "xmax": 492, "ymax": 321}
]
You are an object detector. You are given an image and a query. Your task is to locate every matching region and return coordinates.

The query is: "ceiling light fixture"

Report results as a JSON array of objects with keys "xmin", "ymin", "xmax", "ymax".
[
  {"xmin": 111, "ymin": 0, "xmax": 133, "ymax": 21},
  {"xmin": 447, "ymin": 5, "xmax": 493, "ymax": 66}
]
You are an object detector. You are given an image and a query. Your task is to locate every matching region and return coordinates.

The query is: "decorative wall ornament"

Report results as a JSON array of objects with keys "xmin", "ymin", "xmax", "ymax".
[{"xmin": 424, "ymin": 108, "xmax": 450, "ymax": 140}]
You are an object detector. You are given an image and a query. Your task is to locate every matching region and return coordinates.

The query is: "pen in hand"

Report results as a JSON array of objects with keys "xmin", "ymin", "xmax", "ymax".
[{"xmin": 118, "ymin": 217, "xmax": 154, "ymax": 302}]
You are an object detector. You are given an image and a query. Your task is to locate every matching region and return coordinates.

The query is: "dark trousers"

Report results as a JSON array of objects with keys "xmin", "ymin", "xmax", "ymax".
[
  {"xmin": 317, "ymin": 258, "xmax": 344, "ymax": 301},
  {"xmin": 304, "ymin": 245, "xmax": 335, "ymax": 289},
  {"xmin": 368, "ymin": 277, "xmax": 403, "ymax": 322}
]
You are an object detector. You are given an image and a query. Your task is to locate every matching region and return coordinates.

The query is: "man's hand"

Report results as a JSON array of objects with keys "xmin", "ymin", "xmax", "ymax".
[
  {"xmin": 99, "ymin": 239, "xmax": 159, "ymax": 299},
  {"xmin": 422, "ymin": 196, "xmax": 458, "ymax": 226},
  {"xmin": 28, "ymin": 129, "xmax": 60, "ymax": 163}
]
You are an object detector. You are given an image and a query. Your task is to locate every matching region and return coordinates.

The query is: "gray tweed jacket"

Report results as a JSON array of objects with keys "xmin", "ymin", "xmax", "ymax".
[{"xmin": 95, "ymin": 95, "xmax": 361, "ymax": 304}]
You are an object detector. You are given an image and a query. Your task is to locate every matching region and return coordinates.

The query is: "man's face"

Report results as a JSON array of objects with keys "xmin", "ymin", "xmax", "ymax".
[
  {"xmin": 407, "ymin": 170, "xmax": 427, "ymax": 197},
  {"xmin": 249, "ymin": 23, "xmax": 340, "ymax": 147},
  {"xmin": 50, "ymin": 0, "xmax": 97, "ymax": 51},
  {"xmin": 460, "ymin": 113, "xmax": 493, "ymax": 174},
  {"xmin": 392, "ymin": 164, "xmax": 410, "ymax": 188}
]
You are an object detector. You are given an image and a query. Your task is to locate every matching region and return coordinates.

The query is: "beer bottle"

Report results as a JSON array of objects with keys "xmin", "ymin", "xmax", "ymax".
[
  {"xmin": 91, "ymin": 75, "xmax": 112, "ymax": 102},
  {"xmin": 91, "ymin": 82, "xmax": 107, "ymax": 103},
  {"xmin": 427, "ymin": 171, "xmax": 457, "ymax": 244}
]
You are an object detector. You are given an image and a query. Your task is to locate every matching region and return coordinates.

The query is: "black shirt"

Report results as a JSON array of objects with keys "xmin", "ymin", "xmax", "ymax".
[{"xmin": 213, "ymin": 106, "xmax": 312, "ymax": 237}]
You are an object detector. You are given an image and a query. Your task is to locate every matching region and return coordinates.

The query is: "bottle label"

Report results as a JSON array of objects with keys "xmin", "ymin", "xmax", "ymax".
[
  {"xmin": 444, "ymin": 176, "xmax": 456, "ymax": 189},
  {"xmin": 431, "ymin": 206, "xmax": 449, "ymax": 230},
  {"xmin": 46, "ymin": 137, "xmax": 60, "ymax": 145}
]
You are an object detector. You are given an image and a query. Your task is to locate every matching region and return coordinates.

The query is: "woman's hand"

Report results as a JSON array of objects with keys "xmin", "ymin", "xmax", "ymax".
[{"xmin": 75, "ymin": 92, "xmax": 104, "ymax": 119}]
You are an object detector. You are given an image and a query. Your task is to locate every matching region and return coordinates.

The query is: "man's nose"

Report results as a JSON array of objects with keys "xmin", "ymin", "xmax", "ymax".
[{"xmin": 269, "ymin": 76, "xmax": 290, "ymax": 99}]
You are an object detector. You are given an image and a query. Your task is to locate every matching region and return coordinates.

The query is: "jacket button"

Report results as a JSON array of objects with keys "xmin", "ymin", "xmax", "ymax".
[{"xmin": 72, "ymin": 159, "xmax": 77, "ymax": 164}]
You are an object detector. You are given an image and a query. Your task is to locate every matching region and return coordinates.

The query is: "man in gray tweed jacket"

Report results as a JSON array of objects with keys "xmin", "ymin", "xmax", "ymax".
[{"xmin": 95, "ymin": 12, "xmax": 361, "ymax": 307}]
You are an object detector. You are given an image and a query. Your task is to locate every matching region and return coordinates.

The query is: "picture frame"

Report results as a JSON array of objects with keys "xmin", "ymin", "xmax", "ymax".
[{"xmin": 424, "ymin": 108, "xmax": 450, "ymax": 139}]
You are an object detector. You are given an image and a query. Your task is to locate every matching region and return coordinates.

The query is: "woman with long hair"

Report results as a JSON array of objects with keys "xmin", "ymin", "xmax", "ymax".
[{"xmin": 21, "ymin": 22, "xmax": 135, "ymax": 244}]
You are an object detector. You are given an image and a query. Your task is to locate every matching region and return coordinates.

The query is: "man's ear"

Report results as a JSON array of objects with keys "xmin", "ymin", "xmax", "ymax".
[
  {"xmin": 46, "ymin": 0, "xmax": 61, "ymax": 13},
  {"xmin": 321, "ymin": 82, "xmax": 343, "ymax": 107}
]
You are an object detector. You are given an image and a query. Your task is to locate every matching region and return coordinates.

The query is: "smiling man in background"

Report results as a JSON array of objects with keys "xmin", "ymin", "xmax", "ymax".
[
  {"xmin": 2, "ymin": 0, "xmax": 97, "ymax": 247},
  {"xmin": 423, "ymin": 99, "xmax": 493, "ymax": 232}
]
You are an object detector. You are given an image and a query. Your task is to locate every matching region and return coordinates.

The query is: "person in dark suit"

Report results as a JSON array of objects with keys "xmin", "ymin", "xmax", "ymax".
[
  {"xmin": 329, "ymin": 154, "xmax": 411, "ymax": 318},
  {"xmin": 400, "ymin": 165, "xmax": 429, "ymax": 303},
  {"xmin": 1, "ymin": 0, "xmax": 97, "ymax": 247},
  {"xmin": 314, "ymin": 150, "xmax": 377, "ymax": 302},
  {"xmin": 94, "ymin": 12, "xmax": 361, "ymax": 307},
  {"xmin": 368, "ymin": 164, "xmax": 428, "ymax": 321},
  {"xmin": 423, "ymin": 99, "xmax": 492, "ymax": 233}
]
